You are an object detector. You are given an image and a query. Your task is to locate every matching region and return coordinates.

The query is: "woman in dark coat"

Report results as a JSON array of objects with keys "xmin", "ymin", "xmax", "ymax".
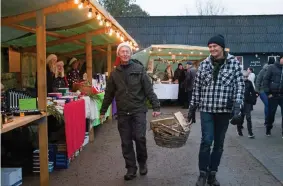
[
  {"xmin": 67, "ymin": 58, "xmax": 81, "ymax": 89},
  {"xmin": 35, "ymin": 54, "xmax": 57, "ymax": 94}
]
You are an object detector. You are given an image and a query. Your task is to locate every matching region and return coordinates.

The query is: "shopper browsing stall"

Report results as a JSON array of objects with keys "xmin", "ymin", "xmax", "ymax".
[
  {"xmin": 67, "ymin": 57, "xmax": 81, "ymax": 89},
  {"xmin": 52, "ymin": 61, "xmax": 68, "ymax": 91}
]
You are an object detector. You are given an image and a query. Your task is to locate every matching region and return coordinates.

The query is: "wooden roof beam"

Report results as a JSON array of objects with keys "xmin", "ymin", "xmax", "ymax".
[
  {"xmin": 1, "ymin": 1, "xmax": 76, "ymax": 25},
  {"xmin": 58, "ymin": 45, "xmax": 108, "ymax": 57},
  {"xmin": 23, "ymin": 28, "xmax": 107, "ymax": 52},
  {"xmin": 57, "ymin": 42, "xmax": 121, "ymax": 57},
  {"xmin": 7, "ymin": 24, "xmax": 85, "ymax": 46}
]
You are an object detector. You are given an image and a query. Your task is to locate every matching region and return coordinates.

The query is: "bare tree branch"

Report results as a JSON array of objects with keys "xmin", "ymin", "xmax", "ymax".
[{"xmin": 195, "ymin": 0, "xmax": 225, "ymax": 15}]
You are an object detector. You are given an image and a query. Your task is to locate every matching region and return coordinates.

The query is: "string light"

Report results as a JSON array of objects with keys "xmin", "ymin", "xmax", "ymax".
[
  {"xmin": 78, "ymin": 0, "xmax": 84, "ymax": 9},
  {"xmin": 169, "ymin": 52, "xmax": 172, "ymax": 54},
  {"xmin": 105, "ymin": 21, "xmax": 111, "ymax": 27},
  {"xmin": 191, "ymin": 51, "xmax": 194, "ymax": 54},
  {"xmin": 179, "ymin": 52, "xmax": 182, "ymax": 55},
  {"xmin": 116, "ymin": 32, "xmax": 120, "ymax": 38},
  {"xmin": 78, "ymin": 3, "xmax": 83, "ymax": 9},
  {"xmin": 74, "ymin": 0, "xmax": 79, "ymax": 4},
  {"xmin": 87, "ymin": 8, "xmax": 93, "ymax": 18},
  {"xmin": 99, "ymin": 20, "xmax": 103, "ymax": 26},
  {"xmin": 108, "ymin": 28, "xmax": 113, "ymax": 36},
  {"xmin": 144, "ymin": 49, "xmax": 147, "ymax": 52},
  {"xmin": 200, "ymin": 52, "xmax": 203, "ymax": 55},
  {"xmin": 136, "ymin": 48, "xmax": 139, "ymax": 51},
  {"xmin": 120, "ymin": 36, "xmax": 124, "ymax": 41},
  {"xmin": 96, "ymin": 13, "xmax": 102, "ymax": 20}
]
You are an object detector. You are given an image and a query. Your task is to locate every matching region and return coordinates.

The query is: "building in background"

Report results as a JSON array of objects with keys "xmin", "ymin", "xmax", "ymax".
[{"xmin": 117, "ymin": 15, "xmax": 283, "ymax": 74}]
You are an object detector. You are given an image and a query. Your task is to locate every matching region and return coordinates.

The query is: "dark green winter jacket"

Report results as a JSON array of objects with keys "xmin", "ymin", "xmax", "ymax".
[{"xmin": 100, "ymin": 59, "xmax": 160, "ymax": 115}]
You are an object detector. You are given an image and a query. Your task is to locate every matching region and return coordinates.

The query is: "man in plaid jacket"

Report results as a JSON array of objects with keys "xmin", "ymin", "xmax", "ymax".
[{"xmin": 188, "ymin": 35, "xmax": 245, "ymax": 186}]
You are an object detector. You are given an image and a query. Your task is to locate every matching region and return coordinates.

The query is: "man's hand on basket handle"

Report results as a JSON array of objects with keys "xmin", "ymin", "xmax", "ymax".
[
  {"xmin": 100, "ymin": 114, "xmax": 105, "ymax": 123},
  {"xmin": 152, "ymin": 111, "xmax": 161, "ymax": 117},
  {"xmin": 188, "ymin": 105, "xmax": 197, "ymax": 124}
]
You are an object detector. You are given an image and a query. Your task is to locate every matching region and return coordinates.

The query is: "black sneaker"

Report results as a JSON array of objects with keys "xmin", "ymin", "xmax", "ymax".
[
  {"xmin": 266, "ymin": 129, "xmax": 271, "ymax": 137},
  {"xmin": 248, "ymin": 133, "xmax": 255, "ymax": 138},
  {"xmin": 237, "ymin": 129, "xmax": 243, "ymax": 136},
  {"xmin": 196, "ymin": 171, "xmax": 207, "ymax": 186},
  {"xmin": 139, "ymin": 164, "xmax": 148, "ymax": 175},
  {"xmin": 124, "ymin": 168, "xmax": 137, "ymax": 181},
  {"xmin": 207, "ymin": 171, "xmax": 220, "ymax": 186}
]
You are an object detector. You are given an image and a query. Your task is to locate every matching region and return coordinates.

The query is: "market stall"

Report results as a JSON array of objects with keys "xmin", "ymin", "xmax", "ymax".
[
  {"xmin": 132, "ymin": 44, "xmax": 229, "ymax": 99},
  {"xmin": 1, "ymin": 0, "xmax": 138, "ymax": 185}
]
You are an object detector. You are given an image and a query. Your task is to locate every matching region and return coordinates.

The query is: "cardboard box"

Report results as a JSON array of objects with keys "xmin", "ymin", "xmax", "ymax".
[{"xmin": 1, "ymin": 168, "xmax": 22, "ymax": 186}]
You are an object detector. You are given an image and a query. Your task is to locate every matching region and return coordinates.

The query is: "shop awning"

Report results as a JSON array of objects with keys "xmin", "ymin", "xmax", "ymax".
[{"xmin": 1, "ymin": 0, "xmax": 139, "ymax": 57}]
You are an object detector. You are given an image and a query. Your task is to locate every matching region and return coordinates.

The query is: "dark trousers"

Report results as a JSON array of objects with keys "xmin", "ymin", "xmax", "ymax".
[
  {"xmin": 199, "ymin": 112, "xmax": 230, "ymax": 172},
  {"xmin": 188, "ymin": 90, "xmax": 193, "ymax": 106},
  {"xmin": 238, "ymin": 103, "xmax": 253, "ymax": 135},
  {"xmin": 117, "ymin": 112, "xmax": 147, "ymax": 169},
  {"xmin": 267, "ymin": 96, "xmax": 283, "ymax": 133},
  {"xmin": 259, "ymin": 92, "xmax": 268, "ymax": 125}
]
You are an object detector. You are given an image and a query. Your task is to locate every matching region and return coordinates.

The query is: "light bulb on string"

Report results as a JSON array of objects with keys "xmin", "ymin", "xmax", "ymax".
[
  {"xmin": 96, "ymin": 13, "xmax": 102, "ymax": 20},
  {"xmin": 105, "ymin": 21, "xmax": 111, "ymax": 27},
  {"xmin": 179, "ymin": 52, "xmax": 182, "ymax": 55},
  {"xmin": 116, "ymin": 32, "xmax": 120, "ymax": 38},
  {"xmin": 108, "ymin": 28, "xmax": 113, "ymax": 36},
  {"xmin": 87, "ymin": 8, "xmax": 93, "ymax": 18},
  {"xmin": 99, "ymin": 20, "xmax": 104, "ymax": 26},
  {"xmin": 144, "ymin": 49, "xmax": 147, "ymax": 52},
  {"xmin": 120, "ymin": 36, "xmax": 124, "ymax": 41},
  {"xmin": 78, "ymin": 2, "xmax": 84, "ymax": 9},
  {"xmin": 136, "ymin": 47, "xmax": 139, "ymax": 51},
  {"xmin": 74, "ymin": 0, "xmax": 79, "ymax": 4},
  {"xmin": 169, "ymin": 52, "xmax": 172, "ymax": 54}
]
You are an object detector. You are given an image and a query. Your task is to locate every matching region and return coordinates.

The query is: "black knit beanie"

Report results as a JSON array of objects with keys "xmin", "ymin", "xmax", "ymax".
[
  {"xmin": 208, "ymin": 34, "xmax": 225, "ymax": 49},
  {"xmin": 268, "ymin": 57, "xmax": 275, "ymax": 65}
]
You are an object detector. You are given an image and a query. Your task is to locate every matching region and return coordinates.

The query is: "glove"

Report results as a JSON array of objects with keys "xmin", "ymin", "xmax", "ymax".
[
  {"xmin": 230, "ymin": 102, "xmax": 242, "ymax": 125},
  {"xmin": 188, "ymin": 105, "xmax": 197, "ymax": 124}
]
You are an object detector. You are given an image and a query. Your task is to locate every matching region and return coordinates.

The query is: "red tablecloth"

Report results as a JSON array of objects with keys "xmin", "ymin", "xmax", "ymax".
[{"xmin": 64, "ymin": 99, "xmax": 86, "ymax": 158}]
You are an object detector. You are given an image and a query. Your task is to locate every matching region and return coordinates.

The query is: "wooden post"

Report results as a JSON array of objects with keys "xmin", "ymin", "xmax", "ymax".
[
  {"xmin": 36, "ymin": 10, "xmax": 49, "ymax": 186},
  {"xmin": 86, "ymin": 33, "xmax": 95, "ymax": 142},
  {"xmin": 107, "ymin": 44, "xmax": 112, "ymax": 119},
  {"xmin": 86, "ymin": 33, "xmax": 92, "ymax": 83}
]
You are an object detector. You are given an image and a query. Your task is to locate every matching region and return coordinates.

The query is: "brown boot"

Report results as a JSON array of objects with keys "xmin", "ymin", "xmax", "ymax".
[
  {"xmin": 124, "ymin": 168, "xmax": 137, "ymax": 181},
  {"xmin": 207, "ymin": 171, "xmax": 220, "ymax": 186}
]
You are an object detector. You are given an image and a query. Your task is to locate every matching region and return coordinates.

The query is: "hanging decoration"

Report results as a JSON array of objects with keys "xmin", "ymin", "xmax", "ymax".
[{"xmin": 73, "ymin": 0, "xmax": 139, "ymax": 51}]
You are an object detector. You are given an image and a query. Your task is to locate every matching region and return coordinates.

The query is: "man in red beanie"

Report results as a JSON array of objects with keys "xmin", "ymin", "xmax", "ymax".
[
  {"xmin": 188, "ymin": 34, "xmax": 244, "ymax": 186},
  {"xmin": 100, "ymin": 42, "xmax": 160, "ymax": 181}
]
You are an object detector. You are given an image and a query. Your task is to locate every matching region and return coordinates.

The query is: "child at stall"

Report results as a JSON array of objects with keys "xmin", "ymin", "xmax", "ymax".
[{"xmin": 52, "ymin": 61, "xmax": 68, "ymax": 92}]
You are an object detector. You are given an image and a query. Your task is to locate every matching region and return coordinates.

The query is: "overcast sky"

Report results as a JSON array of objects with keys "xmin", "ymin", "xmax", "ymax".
[{"xmin": 135, "ymin": 0, "xmax": 283, "ymax": 16}]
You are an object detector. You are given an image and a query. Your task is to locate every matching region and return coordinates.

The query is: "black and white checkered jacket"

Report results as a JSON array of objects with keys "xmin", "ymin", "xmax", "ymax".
[{"xmin": 191, "ymin": 53, "xmax": 244, "ymax": 113}]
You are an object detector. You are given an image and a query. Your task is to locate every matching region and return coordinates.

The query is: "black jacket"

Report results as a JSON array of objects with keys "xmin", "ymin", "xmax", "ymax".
[
  {"xmin": 263, "ymin": 61, "xmax": 283, "ymax": 96},
  {"xmin": 100, "ymin": 59, "xmax": 160, "ymax": 115},
  {"xmin": 244, "ymin": 80, "xmax": 257, "ymax": 105}
]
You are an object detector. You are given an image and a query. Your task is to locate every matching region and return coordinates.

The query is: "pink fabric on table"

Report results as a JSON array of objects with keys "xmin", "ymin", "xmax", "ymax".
[{"xmin": 64, "ymin": 99, "xmax": 86, "ymax": 158}]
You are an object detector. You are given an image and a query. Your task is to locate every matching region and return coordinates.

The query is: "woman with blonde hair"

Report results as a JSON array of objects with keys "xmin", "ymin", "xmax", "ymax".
[
  {"xmin": 35, "ymin": 54, "xmax": 57, "ymax": 94},
  {"xmin": 52, "ymin": 61, "xmax": 68, "ymax": 91}
]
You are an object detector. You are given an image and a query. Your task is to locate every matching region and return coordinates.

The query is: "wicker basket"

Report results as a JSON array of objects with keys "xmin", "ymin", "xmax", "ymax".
[{"xmin": 150, "ymin": 113, "xmax": 191, "ymax": 148}]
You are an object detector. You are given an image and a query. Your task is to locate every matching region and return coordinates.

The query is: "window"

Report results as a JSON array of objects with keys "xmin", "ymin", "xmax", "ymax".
[
  {"xmin": 268, "ymin": 56, "xmax": 280, "ymax": 62},
  {"xmin": 235, "ymin": 56, "xmax": 244, "ymax": 70}
]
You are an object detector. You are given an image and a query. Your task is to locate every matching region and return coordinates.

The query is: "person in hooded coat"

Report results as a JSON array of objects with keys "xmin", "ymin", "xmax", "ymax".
[{"xmin": 255, "ymin": 57, "xmax": 275, "ymax": 126}]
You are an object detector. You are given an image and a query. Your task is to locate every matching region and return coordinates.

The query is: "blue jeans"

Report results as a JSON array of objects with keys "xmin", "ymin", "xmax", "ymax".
[
  {"xmin": 199, "ymin": 112, "xmax": 230, "ymax": 172},
  {"xmin": 259, "ymin": 92, "xmax": 268, "ymax": 124}
]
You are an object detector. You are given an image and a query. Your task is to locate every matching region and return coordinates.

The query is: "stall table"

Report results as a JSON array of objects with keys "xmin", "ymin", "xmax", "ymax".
[
  {"xmin": 1, "ymin": 114, "xmax": 49, "ymax": 185},
  {"xmin": 153, "ymin": 84, "xmax": 179, "ymax": 100}
]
